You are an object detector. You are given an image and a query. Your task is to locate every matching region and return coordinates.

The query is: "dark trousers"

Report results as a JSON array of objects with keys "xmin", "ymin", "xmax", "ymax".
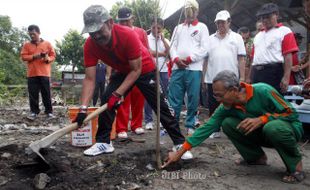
[
  {"xmin": 97, "ymin": 71, "xmax": 185, "ymax": 145},
  {"xmin": 27, "ymin": 76, "xmax": 52, "ymax": 114},
  {"xmin": 207, "ymin": 83, "xmax": 220, "ymax": 132},
  {"xmin": 251, "ymin": 63, "xmax": 283, "ymax": 93},
  {"xmin": 93, "ymin": 81, "xmax": 105, "ymax": 106}
]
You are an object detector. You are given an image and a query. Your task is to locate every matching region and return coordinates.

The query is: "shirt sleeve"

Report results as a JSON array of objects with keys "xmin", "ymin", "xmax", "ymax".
[
  {"xmin": 125, "ymin": 32, "xmax": 141, "ymax": 60},
  {"xmin": 84, "ymin": 38, "xmax": 99, "ymax": 68},
  {"xmin": 20, "ymin": 43, "xmax": 33, "ymax": 61},
  {"xmin": 186, "ymin": 105, "xmax": 227, "ymax": 148},
  {"xmin": 282, "ymin": 32, "xmax": 299, "ymax": 55},
  {"xmin": 47, "ymin": 42, "xmax": 56, "ymax": 63},
  {"xmin": 189, "ymin": 24, "xmax": 210, "ymax": 63},
  {"xmin": 259, "ymin": 87, "xmax": 299, "ymax": 124}
]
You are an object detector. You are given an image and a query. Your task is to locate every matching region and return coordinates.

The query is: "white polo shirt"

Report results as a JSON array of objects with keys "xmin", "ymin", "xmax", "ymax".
[
  {"xmin": 204, "ymin": 30, "xmax": 246, "ymax": 83},
  {"xmin": 148, "ymin": 33, "xmax": 170, "ymax": 72},
  {"xmin": 170, "ymin": 20, "xmax": 209, "ymax": 71},
  {"xmin": 252, "ymin": 23, "xmax": 298, "ymax": 65}
]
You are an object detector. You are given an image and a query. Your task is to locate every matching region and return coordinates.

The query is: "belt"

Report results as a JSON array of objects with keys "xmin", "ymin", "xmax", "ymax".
[{"xmin": 253, "ymin": 63, "xmax": 282, "ymax": 70}]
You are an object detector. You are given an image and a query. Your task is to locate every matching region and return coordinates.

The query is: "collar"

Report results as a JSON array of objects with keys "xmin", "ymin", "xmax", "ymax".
[
  {"xmin": 215, "ymin": 29, "xmax": 231, "ymax": 38},
  {"xmin": 240, "ymin": 82, "xmax": 253, "ymax": 102},
  {"xmin": 183, "ymin": 19, "xmax": 199, "ymax": 26},
  {"xmin": 232, "ymin": 82, "xmax": 253, "ymax": 112},
  {"xmin": 263, "ymin": 23, "xmax": 283, "ymax": 32},
  {"xmin": 31, "ymin": 38, "xmax": 44, "ymax": 44}
]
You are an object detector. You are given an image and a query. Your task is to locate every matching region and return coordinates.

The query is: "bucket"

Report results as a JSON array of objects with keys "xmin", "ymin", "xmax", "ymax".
[
  {"xmin": 68, "ymin": 107, "xmax": 98, "ymax": 147},
  {"xmin": 68, "ymin": 107, "xmax": 116, "ymax": 147}
]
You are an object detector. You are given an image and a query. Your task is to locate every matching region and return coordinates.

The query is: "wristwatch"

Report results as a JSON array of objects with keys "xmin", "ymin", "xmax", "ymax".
[{"xmin": 79, "ymin": 105, "xmax": 88, "ymax": 113}]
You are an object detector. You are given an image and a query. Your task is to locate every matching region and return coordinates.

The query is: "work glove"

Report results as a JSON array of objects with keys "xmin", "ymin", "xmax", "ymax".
[
  {"xmin": 73, "ymin": 106, "xmax": 88, "ymax": 127},
  {"xmin": 107, "ymin": 92, "xmax": 123, "ymax": 110}
]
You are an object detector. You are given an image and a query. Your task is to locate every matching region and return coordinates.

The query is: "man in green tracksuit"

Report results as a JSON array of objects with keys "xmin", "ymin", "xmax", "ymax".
[{"xmin": 162, "ymin": 70, "xmax": 305, "ymax": 183}]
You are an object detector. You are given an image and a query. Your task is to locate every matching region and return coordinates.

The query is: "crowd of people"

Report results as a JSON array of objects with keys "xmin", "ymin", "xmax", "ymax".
[{"xmin": 20, "ymin": 0, "xmax": 310, "ymax": 184}]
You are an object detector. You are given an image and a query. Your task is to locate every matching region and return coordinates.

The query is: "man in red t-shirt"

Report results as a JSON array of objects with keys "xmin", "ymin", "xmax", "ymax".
[{"xmin": 74, "ymin": 5, "xmax": 193, "ymax": 159}]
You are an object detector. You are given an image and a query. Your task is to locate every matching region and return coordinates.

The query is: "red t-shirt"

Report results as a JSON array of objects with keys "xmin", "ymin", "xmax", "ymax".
[
  {"xmin": 84, "ymin": 24, "xmax": 155, "ymax": 74},
  {"xmin": 133, "ymin": 27, "xmax": 149, "ymax": 49}
]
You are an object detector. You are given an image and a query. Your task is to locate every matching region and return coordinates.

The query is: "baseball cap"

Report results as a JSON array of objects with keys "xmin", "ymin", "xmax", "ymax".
[
  {"xmin": 214, "ymin": 10, "xmax": 230, "ymax": 22},
  {"xmin": 184, "ymin": 0, "xmax": 199, "ymax": 10},
  {"xmin": 117, "ymin": 7, "xmax": 133, "ymax": 21},
  {"xmin": 81, "ymin": 5, "xmax": 110, "ymax": 34},
  {"xmin": 256, "ymin": 3, "xmax": 279, "ymax": 17}
]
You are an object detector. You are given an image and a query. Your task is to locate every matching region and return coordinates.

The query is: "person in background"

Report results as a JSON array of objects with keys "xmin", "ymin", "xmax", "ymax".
[
  {"xmin": 238, "ymin": 26, "xmax": 253, "ymax": 83},
  {"xmin": 93, "ymin": 61, "xmax": 106, "ymax": 106},
  {"xmin": 203, "ymin": 10, "xmax": 246, "ymax": 138},
  {"xmin": 249, "ymin": 3, "xmax": 298, "ymax": 94},
  {"xmin": 169, "ymin": 0, "xmax": 210, "ymax": 136},
  {"xmin": 20, "ymin": 24, "xmax": 56, "ymax": 120},
  {"xmin": 290, "ymin": 33, "xmax": 309, "ymax": 85},
  {"xmin": 146, "ymin": 17, "xmax": 170, "ymax": 130},
  {"xmin": 114, "ymin": 7, "xmax": 148, "ymax": 138},
  {"xmin": 255, "ymin": 21, "xmax": 264, "ymax": 34},
  {"xmin": 163, "ymin": 70, "xmax": 305, "ymax": 184}
]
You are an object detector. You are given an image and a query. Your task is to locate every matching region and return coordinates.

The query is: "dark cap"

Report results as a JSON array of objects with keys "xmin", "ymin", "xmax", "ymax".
[
  {"xmin": 256, "ymin": 3, "xmax": 279, "ymax": 17},
  {"xmin": 117, "ymin": 7, "xmax": 133, "ymax": 21},
  {"xmin": 81, "ymin": 5, "xmax": 110, "ymax": 34}
]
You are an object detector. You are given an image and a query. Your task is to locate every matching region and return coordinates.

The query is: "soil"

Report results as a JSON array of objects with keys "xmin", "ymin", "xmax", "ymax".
[{"xmin": 0, "ymin": 105, "xmax": 310, "ymax": 190}]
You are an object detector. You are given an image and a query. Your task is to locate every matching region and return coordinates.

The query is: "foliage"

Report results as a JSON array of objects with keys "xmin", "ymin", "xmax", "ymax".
[
  {"xmin": 110, "ymin": 0, "xmax": 161, "ymax": 30},
  {"xmin": 0, "ymin": 16, "xmax": 28, "ymax": 85},
  {"xmin": 55, "ymin": 29, "xmax": 85, "ymax": 72}
]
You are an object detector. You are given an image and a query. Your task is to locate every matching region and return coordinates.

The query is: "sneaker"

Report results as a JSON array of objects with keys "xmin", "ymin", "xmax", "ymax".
[
  {"xmin": 209, "ymin": 132, "xmax": 221, "ymax": 139},
  {"xmin": 27, "ymin": 113, "xmax": 37, "ymax": 121},
  {"xmin": 294, "ymin": 99, "xmax": 310, "ymax": 111},
  {"xmin": 145, "ymin": 122, "xmax": 154, "ymax": 130},
  {"xmin": 194, "ymin": 116, "xmax": 200, "ymax": 128},
  {"xmin": 47, "ymin": 113, "xmax": 56, "ymax": 119},
  {"xmin": 83, "ymin": 142, "xmax": 114, "ymax": 156},
  {"xmin": 187, "ymin": 128, "xmax": 195, "ymax": 136},
  {"xmin": 173, "ymin": 144, "xmax": 193, "ymax": 160},
  {"xmin": 117, "ymin": 132, "xmax": 128, "ymax": 139},
  {"xmin": 180, "ymin": 110, "xmax": 187, "ymax": 118},
  {"xmin": 134, "ymin": 127, "xmax": 145, "ymax": 135}
]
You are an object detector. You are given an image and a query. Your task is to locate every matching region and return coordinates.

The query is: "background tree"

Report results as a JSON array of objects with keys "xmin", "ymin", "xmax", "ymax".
[
  {"xmin": 110, "ymin": 0, "xmax": 161, "ymax": 30},
  {"xmin": 55, "ymin": 29, "xmax": 85, "ymax": 73},
  {"xmin": 0, "ymin": 15, "xmax": 28, "ymax": 85}
]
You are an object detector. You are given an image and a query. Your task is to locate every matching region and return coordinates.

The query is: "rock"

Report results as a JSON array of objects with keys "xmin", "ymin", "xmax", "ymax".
[
  {"xmin": 33, "ymin": 173, "xmax": 51, "ymax": 189},
  {"xmin": 20, "ymin": 123, "xmax": 27, "ymax": 129},
  {"xmin": 146, "ymin": 163, "xmax": 155, "ymax": 171},
  {"xmin": 0, "ymin": 176, "xmax": 8, "ymax": 186},
  {"xmin": 1, "ymin": 152, "xmax": 12, "ymax": 159},
  {"xmin": 4, "ymin": 124, "xmax": 19, "ymax": 130},
  {"xmin": 0, "ymin": 125, "xmax": 4, "ymax": 130},
  {"xmin": 126, "ymin": 182, "xmax": 141, "ymax": 190}
]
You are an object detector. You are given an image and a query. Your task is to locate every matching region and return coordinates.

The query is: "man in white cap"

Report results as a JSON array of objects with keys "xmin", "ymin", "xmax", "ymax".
[
  {"xmin": 74, "ymin": 5, "xmax": 193, "ymax": 160},
  {"xmin": 203, "ymin": 10, "xmax": 246, "ymax": 138},
  {"xmin": 169, "ymin": 0, "xmax": 210, "ymax": 135}
]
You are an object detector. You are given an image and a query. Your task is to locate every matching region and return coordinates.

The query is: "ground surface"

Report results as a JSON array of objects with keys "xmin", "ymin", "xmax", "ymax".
[{"xmin": 0, "ymin": 105, "xmax": 310, "ymax": 190}]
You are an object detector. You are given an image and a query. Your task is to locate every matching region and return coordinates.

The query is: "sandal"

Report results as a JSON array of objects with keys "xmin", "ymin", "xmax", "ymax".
[
  {"xmin": 282, "ymin": 171, "xmax": 306, "ymax": 184},
  {"xmin": 235, "ymin": 158, "xmax": 267, "ymax": 166}
]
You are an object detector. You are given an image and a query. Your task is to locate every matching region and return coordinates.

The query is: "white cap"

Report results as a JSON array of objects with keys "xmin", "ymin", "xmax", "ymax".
[
  {"xmin": 214, "ymin": 10, "xmax": 230, "ymax": 22},
  {"xmin": 184, "ymin": 0, "xmax": 199, "ymax": 10}
]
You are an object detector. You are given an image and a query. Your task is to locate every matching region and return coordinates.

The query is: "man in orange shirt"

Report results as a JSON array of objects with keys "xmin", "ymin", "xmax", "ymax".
[{"xmin": 20, "ymin": 25, "xmax": 56, "ymax": 120}]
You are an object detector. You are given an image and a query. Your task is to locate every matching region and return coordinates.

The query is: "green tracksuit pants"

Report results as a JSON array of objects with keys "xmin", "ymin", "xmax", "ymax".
[{"xmin": 222, "ymin": 117, "xmax": 302, "ymax": 173}]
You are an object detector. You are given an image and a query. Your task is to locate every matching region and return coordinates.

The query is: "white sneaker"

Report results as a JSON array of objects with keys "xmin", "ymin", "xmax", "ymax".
[
  {"xmin": 180, "ymin": 110, "xmax": 187, "ymax": 118},
  {"xmin": 83, "ymin": 142, "xmax": 114, "ymax": 156},
  {"xmin": 27, "ymin": 113, "xmax": 37, "ymax": 121},
  {"xmin": 117, "ymin": 132, "xmax": 128, "ymax": 139},
  {"xmin": 209, "ymin": 132, "xmax": 221, "ymax": 139},
  {"xmin": 145, "ymin": 122, "xmax": 154, "ymax": 130},
  {"xmin": 47, "ymin": 113, "xmax": 56, "ymax": 119},
  {"xmin": 134, "ymin": 127, "xmax": 145, "ymax": 134},
  {"xmin": 173, "ymin": 144, "xmax": 193, "ymax": 160},
  {"xmin": 294, "ymin": 99, "xmax": 310, "ymax": 111}
]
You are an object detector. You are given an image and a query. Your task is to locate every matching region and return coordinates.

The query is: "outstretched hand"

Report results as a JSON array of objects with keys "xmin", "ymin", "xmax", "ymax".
[{"xmin": 161, "ymin": 151, "xmax": 181, "ymax": 168}]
